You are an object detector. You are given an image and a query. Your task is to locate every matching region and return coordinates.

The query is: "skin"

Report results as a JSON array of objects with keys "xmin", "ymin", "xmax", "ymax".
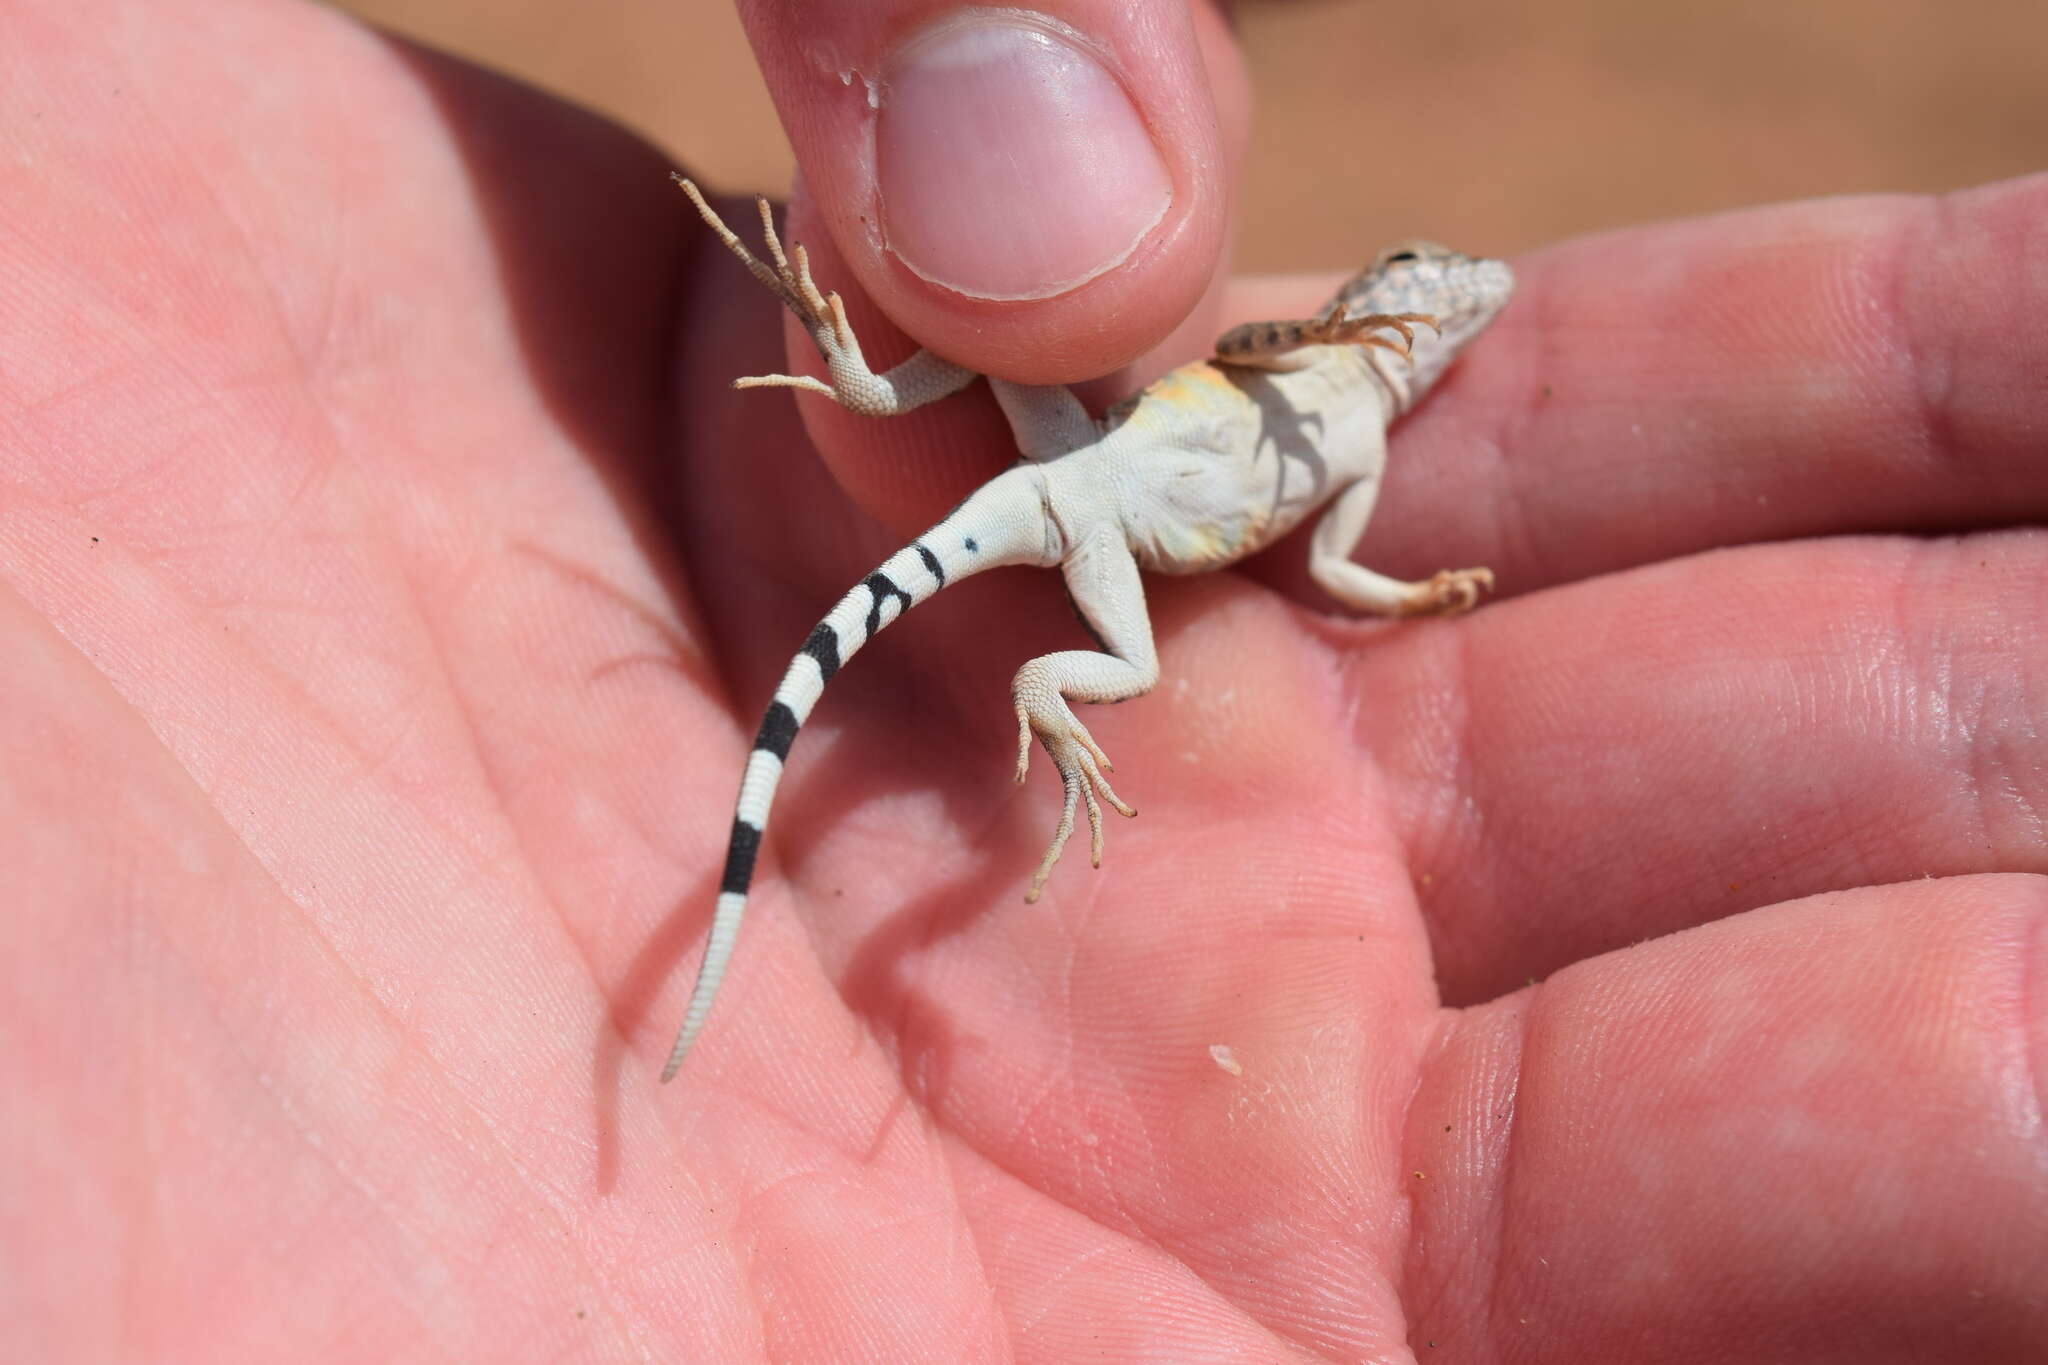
[{"xmin": 2, "ymin": 0, "xmax": 2044, "ymax": 1360}]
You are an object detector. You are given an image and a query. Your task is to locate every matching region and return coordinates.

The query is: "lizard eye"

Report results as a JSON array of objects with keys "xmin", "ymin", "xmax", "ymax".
[{"xmin": 1382, "ymin": 249, "xmax": 1421, "ymax": 265}]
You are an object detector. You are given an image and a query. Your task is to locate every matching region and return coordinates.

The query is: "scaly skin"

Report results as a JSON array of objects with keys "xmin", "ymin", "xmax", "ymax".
[{"xmin": 665, "ymin": 183, "xmax": 1513, "ymax": 1076}]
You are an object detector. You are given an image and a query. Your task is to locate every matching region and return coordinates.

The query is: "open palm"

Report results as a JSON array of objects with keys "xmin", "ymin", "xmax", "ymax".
[{"xmin": 5, "ymin": 1, "xmax": 2044, "ymax": 1360}]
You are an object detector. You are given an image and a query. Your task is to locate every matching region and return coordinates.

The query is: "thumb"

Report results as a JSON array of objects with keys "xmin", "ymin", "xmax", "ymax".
[{"xmin": 735, "ymin": 1, "xmax": 1242, "ymax": 383}]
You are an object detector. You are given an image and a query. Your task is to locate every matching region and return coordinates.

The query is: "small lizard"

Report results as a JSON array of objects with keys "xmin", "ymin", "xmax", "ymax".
[{"xmin": 663, "ymin": 177, "xmax": 1513, "ymax": 1079}]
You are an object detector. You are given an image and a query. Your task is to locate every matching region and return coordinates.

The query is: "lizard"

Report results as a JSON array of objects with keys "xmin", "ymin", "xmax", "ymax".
[{"xmin": 663, "ymin": 176, "xmax": 1514, "ymax": 1080}]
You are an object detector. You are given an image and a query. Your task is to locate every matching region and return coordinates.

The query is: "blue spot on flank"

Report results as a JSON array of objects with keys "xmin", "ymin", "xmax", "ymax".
[{"xmin": 964, "ymin": 537, "xmax": 978, "ymax": 553}]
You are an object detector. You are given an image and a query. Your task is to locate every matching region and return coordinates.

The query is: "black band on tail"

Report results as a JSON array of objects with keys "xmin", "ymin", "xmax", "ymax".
[
  {"xmin": 800, "ymin": 623, "xmax": 841, "ymax": 682},
  {"xmin": 753, "ymin": 702, "xmax": 799, "ymax": 760},
  {"xmin": 720, "ymin": 820, "xmax": 763, "ymax": 896}
]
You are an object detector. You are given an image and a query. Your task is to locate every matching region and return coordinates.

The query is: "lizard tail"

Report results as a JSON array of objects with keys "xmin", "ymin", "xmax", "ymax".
[{"xmin": 662, "ymin": 466, "xmax": 1051, "ymax": 1080}]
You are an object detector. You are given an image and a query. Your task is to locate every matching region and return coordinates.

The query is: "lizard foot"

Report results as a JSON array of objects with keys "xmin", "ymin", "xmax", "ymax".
[
  {"xmin": 1215, "ymin": 308, "xmax": 1439, "ymax": 367},
  {"xmin": 1014, "ymin": 701, "xmax": 1135, "ymax": 903},
  {"xmin": 1399, "ymin": 567, "xmax": 1496, "ymax": 617},
  {"xmin": 673, "ymin": 175, "xmax": 862, "ymax": 400},
  {"xmin": 1303, "ymin": 308, "xmax": 1439, "ymax": 357}
]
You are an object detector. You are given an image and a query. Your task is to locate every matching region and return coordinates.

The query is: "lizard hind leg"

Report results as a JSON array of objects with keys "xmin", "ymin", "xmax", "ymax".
[
  {"xmin": 1010, "ymin": 532, "xmax": 1159, "ymax": 903},
  {"xmin": 674, "ymin": 174, "xmax": 858, "ymax": 398},
  {"xmin": 674, "ymin": 174, "xmax": 978, "ymax": 417}
]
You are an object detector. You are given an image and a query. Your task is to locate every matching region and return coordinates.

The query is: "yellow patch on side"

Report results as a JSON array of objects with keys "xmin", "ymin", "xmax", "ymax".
[
  {"xmin": 1111, "ymin": 360, "xmax": 1242, "ymax": 433},
  {"xmin": 1158, "ymin": 519, "xmax": 1234, "ymax": 566}
]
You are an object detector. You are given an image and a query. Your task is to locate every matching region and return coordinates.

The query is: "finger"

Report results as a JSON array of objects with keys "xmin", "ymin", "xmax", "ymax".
[
  {"xmin": 1347, "ymin": 530, "xmax": 2048, "ymax": 1002},
  {"xmin": 735, "ymin": 0, "xmax": 1241, "ymax": 384},
  {"xmin": 1238, "ymin": 173, "xmax": 2048, "ymax": 597},
  {"xmin": 1406, "ymin": 875, "xmax": 2048, "ymax": 1359}
]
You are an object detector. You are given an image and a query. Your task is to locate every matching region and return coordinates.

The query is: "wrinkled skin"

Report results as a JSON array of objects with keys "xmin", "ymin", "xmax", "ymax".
[{"xmin": 2, "ymin": 1, "xmax": 2045, "ymax": 1361}]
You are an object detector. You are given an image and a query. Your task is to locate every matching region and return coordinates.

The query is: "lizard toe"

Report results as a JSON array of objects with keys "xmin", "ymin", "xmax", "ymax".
[
  {"xmin": 1019, "ymin": 705, "xmax": 1138, "ymax": 899},
  {"xmin": 1406, "ymin": 566, "xmax": 1495, "ymax": 616}
]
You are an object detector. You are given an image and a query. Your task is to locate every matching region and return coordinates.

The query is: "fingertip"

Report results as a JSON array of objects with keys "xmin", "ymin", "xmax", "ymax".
[
  {"xmin": 739, "ymin": 1, "xmax": 1237, "ymax": 382},
  {"xmin": 876, "ymin": 14, "xmax": 1173, "ymax": 305}
]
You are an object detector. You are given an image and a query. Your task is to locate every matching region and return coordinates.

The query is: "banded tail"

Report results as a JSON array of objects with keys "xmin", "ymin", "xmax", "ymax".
[{"xmin": 661, "ymin": 468, "xmax": 1052, "ymax": 1079}]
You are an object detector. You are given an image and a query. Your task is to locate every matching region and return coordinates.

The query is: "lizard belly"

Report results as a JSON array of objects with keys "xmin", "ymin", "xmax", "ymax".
[
  {"xmin": 1130, "ymin": 457, "xmax": 1309, "ymax": 574},
  {"xmin": 1105, "ymin": 361, "xmax": 1362, "ymax": 575}
]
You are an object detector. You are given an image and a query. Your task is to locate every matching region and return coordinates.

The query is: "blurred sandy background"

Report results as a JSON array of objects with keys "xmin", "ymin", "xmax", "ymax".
[{"xmin": 328, "ymin": 0, "xmax": 2045, "ymax": 270}]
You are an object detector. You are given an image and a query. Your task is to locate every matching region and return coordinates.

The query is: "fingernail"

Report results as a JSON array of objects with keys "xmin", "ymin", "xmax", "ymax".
[{"xmin": 876, "ymin": 12, "xmax": 1172, "ymax": 301}]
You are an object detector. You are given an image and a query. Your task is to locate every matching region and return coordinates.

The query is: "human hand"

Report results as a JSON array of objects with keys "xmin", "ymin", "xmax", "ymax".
[{"xmin": 3, "ymin": 0, "xmax": 2043, "ymax": 1360}]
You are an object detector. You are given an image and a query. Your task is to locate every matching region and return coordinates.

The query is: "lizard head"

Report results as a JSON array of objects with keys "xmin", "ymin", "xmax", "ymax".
[{"xmin": 1341, "ymin": 241, "xmax": 1514, "ymax": 405}]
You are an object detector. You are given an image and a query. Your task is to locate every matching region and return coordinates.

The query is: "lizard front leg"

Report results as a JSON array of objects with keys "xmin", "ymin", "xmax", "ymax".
[
  {"xmin": 1213, "ymin": 306, "xmax": 1434, "ymax": 372},
  {"xmin": 1012, "ymin": 530, "xmax": 1159, "ymax": 902},
  {"xmin": 1308, "ymin": 473, "xmax": 1493, "ymax": 616},
  {"xmin": 676, "ymin": 176, "xmax": 977, "ymax": 417}
]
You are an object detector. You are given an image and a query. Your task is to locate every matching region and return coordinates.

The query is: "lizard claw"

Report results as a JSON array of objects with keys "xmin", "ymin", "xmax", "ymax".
[
  {"xmin": 1302, "ymin": 309, "xmax": 1439, "ymax": 358},
  {"xmin": 1400, "ymin": 566, "xmax": 1495, "ymax": 617},
  {"xmin": 1016, "ymin": 702, "xmax": 1134, "ymax": 903},
  {"xmin": 674, "ymin": 175, "xmax": 870, "ymax": 390}
]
